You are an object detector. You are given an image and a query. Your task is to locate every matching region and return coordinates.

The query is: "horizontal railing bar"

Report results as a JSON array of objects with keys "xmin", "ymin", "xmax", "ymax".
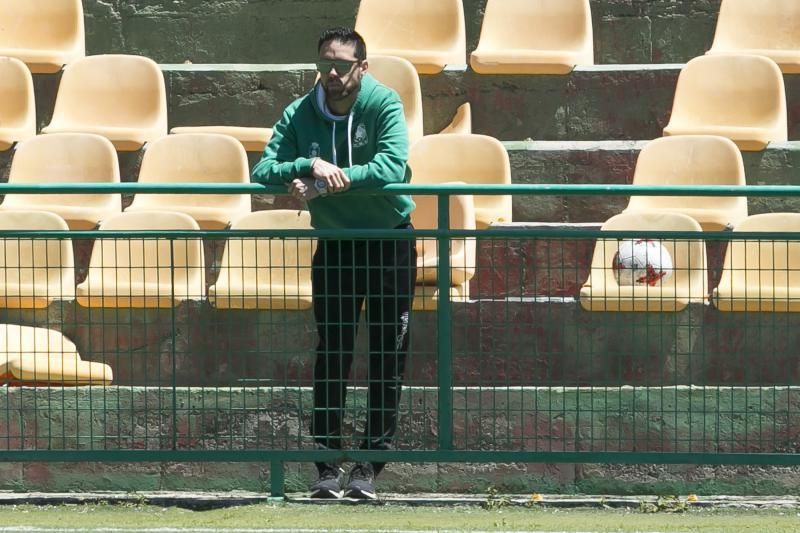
[
  {"xmin": 1, "ymin": 450, "xmax": 798, "ymax": 465},
  {"xmin": 0, "ymin": 183, "xmax": 800, "ymax": 197},
  {"xmin": 0, "ymin": 229, "xmax": 798, "ymax": 240}
]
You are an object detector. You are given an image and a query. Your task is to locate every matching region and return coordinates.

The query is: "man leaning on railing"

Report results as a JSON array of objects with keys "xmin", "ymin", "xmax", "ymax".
[{"xmin": 251, "ymin": 27, "xmax": 417, "ymax": 500}]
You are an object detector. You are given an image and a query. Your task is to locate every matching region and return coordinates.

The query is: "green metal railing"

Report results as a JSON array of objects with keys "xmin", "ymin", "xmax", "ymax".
[{"xmin": 1, "ymin": 182, "xmax": 800, "ymax": 496}]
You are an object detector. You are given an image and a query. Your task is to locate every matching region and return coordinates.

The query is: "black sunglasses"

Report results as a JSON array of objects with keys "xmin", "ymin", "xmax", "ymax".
[{"xmin": 316, "ymin": 59, "xmax": 361, "ymax": 76}]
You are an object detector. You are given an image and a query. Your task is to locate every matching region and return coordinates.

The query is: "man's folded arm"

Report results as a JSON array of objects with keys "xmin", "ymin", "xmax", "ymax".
[{"xmin": 251, "ymin": 109, "xmax": 316, "ymax": 185}]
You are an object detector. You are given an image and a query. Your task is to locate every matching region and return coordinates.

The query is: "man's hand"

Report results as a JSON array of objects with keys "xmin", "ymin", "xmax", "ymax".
[
  {"xmin": 288, "ymin": 178, "xmax": 320, "ymax": 201},
  {"xmin": 311, "ymin": 158, "xmax": 350, "ymax": 193}
]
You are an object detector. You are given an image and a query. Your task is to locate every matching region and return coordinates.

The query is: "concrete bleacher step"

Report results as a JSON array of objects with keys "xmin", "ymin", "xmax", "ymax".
[
  {"xmin": 2, "ymin": 382, "xmax": 794, "ymax": 449},
  {"xmin": 505, "ymin": 141, "xmax": 800, "ymax": 223},
  {"xmin": 27, "ymin": 64, "xmax": 800, "ymax": 142},
  {"xmin": 472, "ymin": 222, "xmax": 731, "ymax": 299},
  {"xmin": 9, "ymin": 297, "xmax": 796, "ymax": 388},
  {"xmin": 81, "ymin": 0, "xmax": 722, "ymax": 65}
]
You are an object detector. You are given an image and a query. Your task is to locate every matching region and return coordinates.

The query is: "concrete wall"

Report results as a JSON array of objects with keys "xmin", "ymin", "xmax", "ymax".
[
  {"xmin": 505, "ymin": 142, "xmax": 800, "ymax": 223},
  {"xmin": 2, "ymin": 384, "xmax": 800, "ymax": 494},
  {"xmin": 7, "ymin": 298, "xmax": 800, "ymax": 388},
  {"xmin": 83, "ymin": 0, "xmax": 722, "ymax": 65}
]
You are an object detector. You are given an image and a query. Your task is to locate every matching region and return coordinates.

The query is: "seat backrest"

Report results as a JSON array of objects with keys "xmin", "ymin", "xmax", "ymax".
[
  {"xmin": 668, "ymin": 54, "xmax": 786, "ymax": 128},
  {"xmin": 711, "ymin": 0, "xmax": 800, "ymax": 51},
  {"xmin": 0, "ymin": 56, "xmax": 35, "ymax": 140},
  {"xmin": 411, "ymin": 186, "xmax": 476, "ymax": 284},
  {"xmin": 408, "ymin": 134, "xmax": 511, "ymax": 226},
  {"xmin": 133, "ymin": 133, "xmax": 250, "ymax": 209},
  {"xmin": 478, "ymin": 0, "xmax": 593, "ymax": 52},
  {"xmin": 49, "ymin": 54, "xmax": 167, "ymax": 129},
  {"xmin": 0, "ymin": 324, "xmax": 79, "ymax": 358},
  {"xmin": 0, "ymin": 0, "xmax": 84, "ymax": 54},
  {"xmin": 169, "ymin": 126, "xmax": 273, "ymax": 152},
  {"xmin": 367, "ymin": 56, "xmax": 423, "ymax": 144},
  {"xmin": 0, "ymin": 323, "xmax": 107, "ymax": 385},
  {"xmin": 719, "ymin": 213, "xmax": 800, "ymax": 289},
  {"xmin": 89, "ymin": 211, "xmax": 204, "ymax": 288},
  {"xmin": 6, "ymin": 133, "xmax": 121, "ymax": 208},
  {"xmin": 627, "ymin": 135, "xmax": 747, "ymax": 212},
  {"xmin": 0, "ymin": 209, "xmax": 73, "ymax": 267},
  {"xmin": 355, "ymin": 0, "xmax": 466, "ymax": 61},
  {"xmin": 589, "ymin": 212, "xmax": 707, "ymax": 294},
  {"xmin": 221, "ymin": 209, "xmax": 316, "ymax": 288},
  {"xmin": 0, "ymin": 210, "xmax": 74, "ymax": 299}
]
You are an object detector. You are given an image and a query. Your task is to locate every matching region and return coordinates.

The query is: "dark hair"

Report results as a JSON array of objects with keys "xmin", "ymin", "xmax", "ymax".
[{"xmin": 317, "ymin": 27, "xmax": 367, "ymax": 61}]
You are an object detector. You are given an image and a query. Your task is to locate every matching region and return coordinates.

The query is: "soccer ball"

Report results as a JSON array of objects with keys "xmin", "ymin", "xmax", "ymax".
[{"xmin": 611, "ymin": 239, "xmax": 673, "ymax": 286}]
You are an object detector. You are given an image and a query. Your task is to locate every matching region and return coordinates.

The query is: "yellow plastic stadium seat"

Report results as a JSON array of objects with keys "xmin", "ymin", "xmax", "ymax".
[
  {"xmin": 368, "ymin": 55, "xmax": 424, "ymax": 145},
  {"xmin": 0, "ymin": 210, "xmax": 75, "ymax": 308},
  {"xmin": 707, "ymin": 0, "xmax": 800, "ymax": 74},
  {"xmin": 0, "ymin": 324, "xmax": 112, "ymax": 386},
  {"xmin": 408, "ymin": 134, "xmax": 511, "ymax": 228},
  {"xmin": 355, "ymin": 0, "xmax": 466, "ymax": 74},
  {"xmin": 41, "ymin": 54, "xmax": 168, "ymax": 151},
  {"xmin": 579, "ymin": 212, "xmax": 708, "ymax": 312},
  {"xmin": 0, "ymin": 133, "xmax": 121, "ymax": 229},
  {"xmin": 169, "ymin": 126, "xmax": 273, "ymax": 152},
  {"xmin": 713, "ymin": 213, "xmax": 800, "ymax": 312},
  {"xmin": 412, "ymin": 187, "xmax": 476, "ymax": 311},
  {"xmin": 623, "ymin": 135, "xmax": 748, "ymax": 231},
  {"xmin": 662, "ymin": 54, "xmax": 787, "ymax": 151},
  {"xmin": 0, "ymin": 57, "xmax": 35, "ymax": 151},
  {"xmin": 125, "ymin": 134, "xmax": 251, "ymax": 229},
  {"xmin": 0, "ymin": 0, "xmax": 85, "ymax": 74},
  {"xmin": 470, "ymin": 0, "xmax": 594, "ymax": 75},
  {"xmin": 76, "ymin": 211, "xmax": 205, "ymax": 308},
  {"xmin": 208, "ymin": 210, "xmax": 317, "ymax": 310},
  {"xmin": 439, "ymin": 103, "xmax": 472, "ymax": 135}
]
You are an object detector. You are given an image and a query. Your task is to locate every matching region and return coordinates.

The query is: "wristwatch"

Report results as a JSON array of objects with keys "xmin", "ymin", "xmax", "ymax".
[{"xmin": 314, "ymin": 178, "xmax": 329, "ymax": 196}]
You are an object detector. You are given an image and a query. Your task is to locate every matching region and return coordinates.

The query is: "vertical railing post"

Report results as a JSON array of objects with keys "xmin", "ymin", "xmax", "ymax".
[
  {"xmin": 270, "ymin": 459, "xmax": 285, "ymax": 498},
  {"xmin": 169, "ymin": 238, "xmax": 178, "ymax": 451},
  {"xmin": 436, "ymin": 192, "xmax": 453, "ymax": 451}
]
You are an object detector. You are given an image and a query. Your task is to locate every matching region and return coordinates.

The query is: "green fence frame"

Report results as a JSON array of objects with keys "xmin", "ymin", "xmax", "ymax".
[{"xmin": 1, "ymin": 182, "xmax": 800, "ymax": 497}]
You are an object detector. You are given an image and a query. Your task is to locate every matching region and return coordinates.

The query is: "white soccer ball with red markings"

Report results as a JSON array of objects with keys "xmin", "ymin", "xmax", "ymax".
[{"xmin": 612, "ymin": 239, "xmax": 673, "ymax": 286}]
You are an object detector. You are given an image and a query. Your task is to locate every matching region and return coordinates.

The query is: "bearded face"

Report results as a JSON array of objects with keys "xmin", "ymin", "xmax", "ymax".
[{"xmin": 318, "ymin": 40, "xmax": 367, "ymax": 105}]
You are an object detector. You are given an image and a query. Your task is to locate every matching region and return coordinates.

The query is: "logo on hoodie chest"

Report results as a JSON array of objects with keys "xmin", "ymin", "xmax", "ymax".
[
  {"xmin": 352, "ymin": 123, "xmax": 368, "ymax": 148},
  {"xmin": 308, "ymin": 142, "xmax": 320, "ymax": 158}
]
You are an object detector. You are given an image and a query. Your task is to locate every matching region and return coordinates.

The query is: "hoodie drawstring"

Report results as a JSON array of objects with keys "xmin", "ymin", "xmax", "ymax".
[
  {"xmin": 331, "ymin": 122, "xmax": 337, "ymax": 166},
  {"xmin": 346, "ymin": 112, "xmax": 354, "ymax": 168}
]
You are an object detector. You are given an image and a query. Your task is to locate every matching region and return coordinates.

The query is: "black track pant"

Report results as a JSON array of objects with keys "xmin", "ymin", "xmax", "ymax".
[{"xmin": 311, "ymin": 226, "xmax": 417, "ymax": 473}]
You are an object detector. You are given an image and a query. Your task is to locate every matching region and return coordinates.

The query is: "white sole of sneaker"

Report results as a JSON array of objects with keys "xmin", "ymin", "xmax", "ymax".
[
  {"xmin": 344, "ymin": 489, "xmax": 377, "ymax": 500},
  {"xmin": 310, "ymin": 489, "xmax": 344, "ymax": 499}
]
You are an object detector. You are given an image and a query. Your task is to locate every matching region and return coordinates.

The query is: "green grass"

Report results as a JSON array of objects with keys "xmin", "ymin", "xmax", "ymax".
[{"xmin": 2, "ymin": 503, "xmax": 800, "ymax": 532}]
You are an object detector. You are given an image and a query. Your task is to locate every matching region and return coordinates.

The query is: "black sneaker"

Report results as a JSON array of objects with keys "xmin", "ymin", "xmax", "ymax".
[
  {"xmin": 310, "ymin": 464, "xmax": 345, "ymax": 499},
  {"xmin": 344, "ymin": 462, "xmax": 377, "ymax": 500}
]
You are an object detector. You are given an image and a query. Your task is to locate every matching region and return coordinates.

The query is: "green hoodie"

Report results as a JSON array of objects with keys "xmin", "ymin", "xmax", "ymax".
[{"xmin": 251, "ymin": 73, "xmax": 415, "ymax": 229}]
